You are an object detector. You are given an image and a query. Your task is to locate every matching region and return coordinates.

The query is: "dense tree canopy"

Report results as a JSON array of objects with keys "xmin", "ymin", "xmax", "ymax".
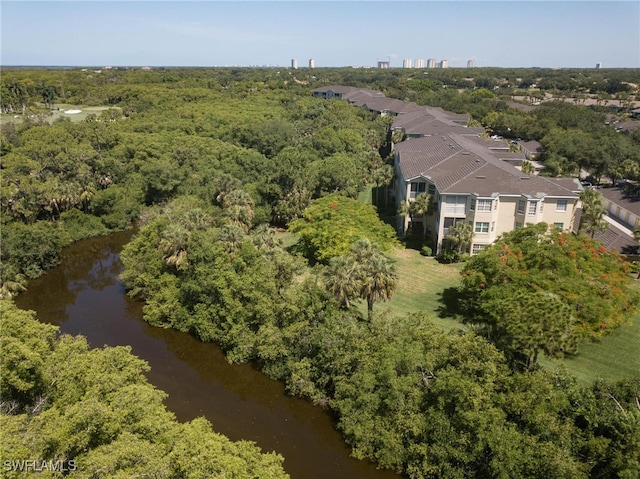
[
  {"xmin": 289, "ymin": 193, "xmax": 399, "ymax": 262},
  {"xmin": 0, "ymin": 300, "xmax": 289, "ymax": 478}
]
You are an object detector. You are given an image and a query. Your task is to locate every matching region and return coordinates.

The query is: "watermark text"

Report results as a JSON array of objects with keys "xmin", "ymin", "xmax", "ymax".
[{"xmin": 3, "ymin": 460, "xmax": 77, "ymax": 473}]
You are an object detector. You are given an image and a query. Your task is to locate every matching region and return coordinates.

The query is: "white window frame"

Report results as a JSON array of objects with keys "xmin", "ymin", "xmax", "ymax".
[
  {"xmin": 528, "ymin": 201, "xmax": 537, "ymax": 216},
  {"xmin": 517, "ymin": 200, "xmax": 525, "ymax": 215},
  {"xmin": 477, "ymin": 199, "xmax": 492, "ymax": 212},
  {"xmin": 475, "ymin": 221, "xmax": 490, "ymax": 233},
  {"xmin": 472, "ymin": 244, "xmax": 487, "ymax": 254},
  {"xmin": 556, "ymin": 199, "xmax": 568, "ymax": 212}
]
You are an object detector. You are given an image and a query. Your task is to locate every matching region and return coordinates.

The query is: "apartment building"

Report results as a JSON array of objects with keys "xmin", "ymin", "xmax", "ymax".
[{"xmin": 312, "ymin": 85, "xmax": 582, "ymax": 254}]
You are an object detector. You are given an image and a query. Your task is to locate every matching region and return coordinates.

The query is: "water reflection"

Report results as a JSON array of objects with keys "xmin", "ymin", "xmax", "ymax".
[{"xmin": 16, "ymin": 231, "xmax": 402, "ymax": 479}]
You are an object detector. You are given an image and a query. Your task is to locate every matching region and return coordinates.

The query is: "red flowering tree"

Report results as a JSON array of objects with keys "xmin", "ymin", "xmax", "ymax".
[{"xmin": 459, "ymin": 223, "xmax": 639, "ymax": 369}]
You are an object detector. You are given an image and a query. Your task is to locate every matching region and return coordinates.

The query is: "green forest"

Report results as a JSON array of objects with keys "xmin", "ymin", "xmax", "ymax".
[{"xmin": 2, "ymin": 67, "xmax": 640, "ymax": 478}]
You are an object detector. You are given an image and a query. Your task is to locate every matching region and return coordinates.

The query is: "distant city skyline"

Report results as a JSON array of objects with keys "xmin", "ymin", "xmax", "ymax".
[{"xmin": 1, "ymin": 1, "xmax": 639, "ymax": 69}]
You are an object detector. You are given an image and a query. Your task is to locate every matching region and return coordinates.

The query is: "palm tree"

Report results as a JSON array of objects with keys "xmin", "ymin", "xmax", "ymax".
[
  {"xmin": 323, "ymin": 255, "xmax": 359, "ymax": 309},
  {"xmin": 251, "ymin": 223, "xmax": 278, "ymax": 251},
  {"xmin": 520, "ymin": 160, "xmax": 535, "ymax": 175},
  {"xmin": 360, "ymin": 253, "xmax": 398, "ymax": 320},
  {"xmin": 349, "ymin": 239, "xmax": 398, "ymax": 320},
  {"xmin": 410, "ymin": 192, "xmax": 432, "ymax": 239},
  {"xmin": 398, "ymin": 200, "xmax": 412, "ymax": 236},
  {"xmin": 213, "ymin": 174, "xmax": 242, "ymax": 205},
  {"xmin": 222, "ymin": 189, "xmax": 255, "ymax": 231},
  {"xmin": 215, "ymin": 223, "xmax": 246, "ymax": 254},
  {"xmin": 159, "ymin": 223, "xmax": 190, "ymax": 269},
  {"xmin": 445, "ymin": 221, "xmax": 474, "ymax": 254},
  {"xmin": 371, "ymin": 165, "xmax": 394, "ymax": 208},
  {"xmin": 578, "ymin": 189, "xmax": 608, "ymax": 238}
]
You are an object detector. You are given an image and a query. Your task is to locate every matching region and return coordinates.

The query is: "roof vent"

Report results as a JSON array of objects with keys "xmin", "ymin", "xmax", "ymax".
[
  {"xmin": 476, "ymin": 175, "xmax": 486, "ymax": 179},
  {"xmin": 462, "ymin": 151, "xmax": 471, "ymax": 155},
  {"xmin": 520, "ymin": 176, "xmax": 530, "ymax": 180}
]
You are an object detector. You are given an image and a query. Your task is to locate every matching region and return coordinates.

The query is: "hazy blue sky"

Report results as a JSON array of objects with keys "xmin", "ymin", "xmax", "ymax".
[{"xmin": 2, "ymin": 1, "xmax": 639, "ymax": 68}]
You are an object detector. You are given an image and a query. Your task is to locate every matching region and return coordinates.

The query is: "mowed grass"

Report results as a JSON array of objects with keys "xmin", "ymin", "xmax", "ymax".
[
  {"xmin": 0, "ymin": 104, "xmax": 121, "ymax": 125},
  {"xmin": 375, "ymin": 248, "xmax": 465, "ymax": 331},
  {"xmin": 541, "ymin": 281, "xmax": 640, "ymax": 385}
]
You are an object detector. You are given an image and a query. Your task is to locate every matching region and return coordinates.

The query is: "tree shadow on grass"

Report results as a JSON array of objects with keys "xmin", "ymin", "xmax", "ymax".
[{"xmin": 436, "ymin": 286, "xmax": 465, "ymax": 320}]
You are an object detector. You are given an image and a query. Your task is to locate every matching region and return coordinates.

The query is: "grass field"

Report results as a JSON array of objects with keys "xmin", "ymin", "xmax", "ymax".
[
  {"xmin": 541, "ymin": 283, "xmax": 640, "ymax": 384},
  {"xmin": 0, "ymin": 104, "xmax": 121, "ymax": 125}
]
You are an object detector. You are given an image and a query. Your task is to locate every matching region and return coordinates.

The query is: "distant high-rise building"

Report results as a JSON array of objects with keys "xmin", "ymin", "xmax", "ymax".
[
  {"xmin": 427, "ymin": 58, "xmax": 437, "ymax": 68},
  {"xmin": 309, "ymin": 58, "xmax": 315, "ymax": 68},
  {"xmin": 467, "ymin": 59, "xmax": 476, "ymax": 68},
  {"xmin": 403, "ymin": 58, "xmax": 412, "ymax": 68},
  {"xmin": 595, "ymin": 62, "xmax": 602, "ymax": 69},
  {"xmin": 439, "ymin": 60, "xmax": 449, "ymax": 69},
  {"xmin": 414, "ymin": 59, "xmax": 425, "ymax": 68},
  {"xmin": 377, "ymin": 61, "xmax": 390, "ymax": 69},
  {"xmin": 291, "ymin": 58, "xmax": 298, "ymax": 69}
]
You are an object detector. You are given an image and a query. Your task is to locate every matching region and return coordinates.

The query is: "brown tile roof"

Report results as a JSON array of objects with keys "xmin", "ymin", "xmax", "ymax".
[
  {"xmin": 600, "ymin": 183, "xmax": 640, "ymax": 218},
  {"xmin": 392, "ymin": 108, "xmax": 482, "ymax": 136},
  {"xmin": 507, "ymin": 101, "xmax": 537, "ymax": 113},
  {"xmin": 574, "ymin": 209, "xmax": 640, "ymax": 255},
  {"xmin": 395, "ymin": 135, "xmax": 467, "ymax": 180},
  {"xmin": 396, "ymin": 132, "xmax": 578, "ymax": 199}
]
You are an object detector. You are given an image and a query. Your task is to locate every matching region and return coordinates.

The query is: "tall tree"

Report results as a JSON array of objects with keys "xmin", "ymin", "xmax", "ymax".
[
  {"xmin": 445, "ymin": 221, "xmax": 474, "ymax": 254},
  {"xmin": 410, "ymin": 192, "xmax": 432, "ymax": 238},
  {"xmin": 578, "ymin": 188, "xmax": 608, "ymax": 238},
  {"xmin": 459, "ymin": 223, "xmax": 639, "ymax": 368},
  {"xmin": 323, "ymin": 239, "xmax": 398, "ymax": 319}
]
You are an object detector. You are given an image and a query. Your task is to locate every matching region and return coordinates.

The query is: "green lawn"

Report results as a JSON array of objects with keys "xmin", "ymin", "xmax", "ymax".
[
  {"xmin": 373, "ymin": 248, "xmax": 465, "ymax": 331},
  {"xmin": 0, "ymin": 104, "xmax": 121, "ymax": 125},
  {"xmin": 541, "ymin": 283, "xmax": 640, "ymax": 385}
]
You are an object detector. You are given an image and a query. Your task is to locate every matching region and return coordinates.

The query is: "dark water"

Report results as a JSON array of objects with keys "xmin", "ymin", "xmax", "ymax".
[{"xmin": 15, "ymin": 230, "xmax": 401, "ymax": 479}]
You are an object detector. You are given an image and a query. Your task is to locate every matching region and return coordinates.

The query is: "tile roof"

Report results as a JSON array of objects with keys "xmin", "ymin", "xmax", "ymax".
[
  {"xmin": 391, "ymin": 108, "xmax": 483, "ymax": 136},
  {"xmin": 600, "ymin": 183, "xmax": 640, "ymax": 217},
  {"xmin": 574, "ymin": 209, "xmax": 640, "ymax": 255},
  {"xmin": 313, "ymin": 85, "xmax": 578, "ymax": 200},
  {"xmin": 397, "ymin": 132, "xmax": 578, "ymax": 198}
]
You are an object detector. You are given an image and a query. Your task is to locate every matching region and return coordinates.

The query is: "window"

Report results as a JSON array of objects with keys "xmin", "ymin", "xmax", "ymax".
[
  {"xmin": 494, "ymin": 199, "xmax": 498, "ymax": 210},
  {"xmin": 515, "ymin": 222, "xmax": 523, "ymax": 229},
  {"xmin": 444, "ymin": 195, "xmax": 467, "ymax": 215},
  {"xmin": 540, "ymin": 201, "xmax": 544, "ymax": 213},
  {"xmin": 428, "ymin": 184, "xmax": 436, "ymax": 195},
  {"xmin": 553, "ymin": 222, "xmax": 564, "ymax": 229},
  {"xmin": 470, "ymin": 198, "xmax": 476, "ymax": 211},
  {"xmin": 472, "ymin": 244, "xmax": 487, "ymax": 254},
  {"xmin": 528, "ymin": 201, "xmax": 537, "ymax": 216},
  {"xmin": 477, "ymin": 199, "xmax": 492, "ymax": 212},
  {"xmin": 475, "ymin": 222, "xmax": 489, "ymax": 233},
  {"xmin": 491, "ymin": 221, "xmax": 495, "ymax": 232},
  {"xmin": 410, "ymin": 182, "xmax": 426, "ymax": 199},
  {"xmin": 556, "ymin": 199, "xmax": 567, "ymax": 212},
  {"xmin": 517, "ymin": 200, "xmax": 525, "ymax": 215}
]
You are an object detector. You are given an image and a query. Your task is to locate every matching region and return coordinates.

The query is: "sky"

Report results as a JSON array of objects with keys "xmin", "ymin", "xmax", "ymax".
[{"xmin": 1, "ymin": 1, "xmax": 639, "ymax": 68}]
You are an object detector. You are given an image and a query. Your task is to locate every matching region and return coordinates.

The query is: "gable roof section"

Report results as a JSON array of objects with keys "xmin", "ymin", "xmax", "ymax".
[
  {"xmin": 392, "ymin": 108, "xmax": 483, "ymax": 136},
  {"xmin": 395, "ymin": 135, "xmax": 467, "ymax": 180},
  {"xmin": 397, "ymin": 133, "xmax": 578, "ymax": 198}
]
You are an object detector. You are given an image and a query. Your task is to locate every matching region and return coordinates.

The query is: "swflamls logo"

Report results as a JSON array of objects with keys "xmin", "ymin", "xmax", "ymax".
[{"xmin": 3, "ymin": 460, "xmax": 77, "ymax": 472}]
